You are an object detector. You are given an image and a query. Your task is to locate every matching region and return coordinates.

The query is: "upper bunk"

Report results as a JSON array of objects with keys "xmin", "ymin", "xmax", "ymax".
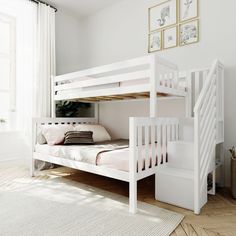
[{"xmin": 52, "ymin": 55, "xmax": 188, "ymax": 103}]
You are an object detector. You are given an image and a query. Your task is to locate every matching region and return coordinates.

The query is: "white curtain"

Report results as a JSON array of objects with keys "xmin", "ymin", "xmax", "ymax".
[
  {"xmin": 0, "ymin": 0, "xmax": 56, "ymax": 162},
  {"xmin": 34, "ymin": 3, "xmax": 56, "ymax": 118},
  {"xmin": 15, "ymin": 2, "xmax": 56, "ymax": 141}
]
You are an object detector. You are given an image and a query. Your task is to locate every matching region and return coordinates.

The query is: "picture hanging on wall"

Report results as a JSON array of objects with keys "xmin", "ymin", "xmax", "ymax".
[
  {"xmin": 179, "ymin": 19, "xmax": 199, "ymax": 46},
  {"xmin": 179, "ymin": 0, "xmax": 198, "ymax": 22},
  {"xmin": 149, "ymin": 0, "xmax": 177, "ymax": 32},
  {"xmin": 163, "ymin": 26, "xmax": 178, "ymax": 49},
  {"xmin": 148, "ymin": 31, "xmax": 162, "ymax": 53}
]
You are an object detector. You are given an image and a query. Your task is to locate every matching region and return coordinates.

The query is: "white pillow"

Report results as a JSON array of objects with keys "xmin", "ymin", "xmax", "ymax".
[
  {"xmin": 74, "ymin": 124, "xmax": 111, "ymax": 143},
  {"xmin": 42, "ymin": 124, "xmax": 74, "ymax": 146}
]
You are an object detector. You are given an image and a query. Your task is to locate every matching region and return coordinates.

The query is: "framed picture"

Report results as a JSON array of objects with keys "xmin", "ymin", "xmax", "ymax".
[
  {"xmin": 179, "ymin": 0, "xmax": 198, "ymax": 22},
  {"xmin": 179, "ymin": 19, "xmax": 199, "ymax": 46},
  {"xmin": 148, "ymin": 31, "xmax": 162, "ymax": 53},
  {"xmin": 149, "ymin": 0, "xmax": 177, "ymax": 32},
  {"xmin": 163, "ymin": 26, "xmax": 178, "ymax": 49}
]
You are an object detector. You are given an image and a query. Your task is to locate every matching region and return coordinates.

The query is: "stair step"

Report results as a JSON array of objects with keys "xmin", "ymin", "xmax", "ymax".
[
  {"xmin": 168, "ymin": 140, "xmax": 194, "ymax": 170},
  {"xmin": 158, "ymin": 166, "xmax": 193, "ymax": 179},
  {"xmin": 156, "ymin": 166, "xmax": 207, "ymax": 211}
]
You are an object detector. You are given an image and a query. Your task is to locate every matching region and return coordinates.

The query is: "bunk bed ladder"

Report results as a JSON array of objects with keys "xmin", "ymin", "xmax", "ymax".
[{"xmin": 193, "ymin": 60, "xmax": 224, "ymax": 214}]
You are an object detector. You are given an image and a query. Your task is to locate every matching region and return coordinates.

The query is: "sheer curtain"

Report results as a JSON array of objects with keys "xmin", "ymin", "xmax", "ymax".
[
  {"xmin": 34, "ymin": 3, "xmax": 56, "ymax": 118},
  {"xmin": 0, "ymin": 0, "xmax": 56, "ymax": 160}
]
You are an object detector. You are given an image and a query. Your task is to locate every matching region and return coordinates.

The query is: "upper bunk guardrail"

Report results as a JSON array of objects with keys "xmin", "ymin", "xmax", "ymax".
[
  {"xmin": 52, "ymin": 54, "xmax": 187, "ymax": 103},
  {"xmin": 54, "ymin": 55, "xmax": 153, "ymax": 83}
]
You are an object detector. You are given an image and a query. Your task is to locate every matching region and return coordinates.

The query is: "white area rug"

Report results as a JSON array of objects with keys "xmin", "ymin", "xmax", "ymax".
[{"xmin": 0, "ymin": 167, "xmax": 183, "ymax": 236}]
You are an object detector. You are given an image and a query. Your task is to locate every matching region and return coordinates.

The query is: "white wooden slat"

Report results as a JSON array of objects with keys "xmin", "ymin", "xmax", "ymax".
[
  {"xmin": 176, "ymin": 123, "xmax": 179, "ymax": 140},
  {"xmin": 151, "ymin": 125, "xmax": 156, "ymax": 168},
  {"xmin": 157, "ymin": 125, "xmax": 162, "ymax": 166},
  {"xmin": 55, "ymin": 55, "xmax": 151, "ymax": 83},
  {"xmin": 200, "ymin": 87, "xmax": 216, "ymax": 124},
  {"xmin": 170, "ymin": 72, "xmax": 174, "ymax": 88},
  {"xmin": 200, "ymin": 80, "xmax": 216, "ymax": 116},
  {"xmin": 165, "ymin": 73, "xmax": 169, "ymax": 87},
  {"xmin": 200, "ymin": 129, "xmax": 216, "ymax": 167},
  {"xmin": 200, "ymin": 110, "xmax": 216, "ymax": 152},
  {"xmin": 138, "ymin": 126, "xmax": 143, "ymax": 173},
  {"xmin": 162, "ymin": 124, "xmax": 167, "ymax": 164},
  {"xmin": 144, "ymin": 125, "xmax": 149, "ymax": 170},
  {"xmin": 55, "ymin": 70, "xmax": 151, "ymax": 91},
  {"xmin": 171, "ymin": 123, "xmax": 175, "ymax": 141},
  {"xmin": 174, "ymin": 71, "xmax": 179, "ymax": 89}
]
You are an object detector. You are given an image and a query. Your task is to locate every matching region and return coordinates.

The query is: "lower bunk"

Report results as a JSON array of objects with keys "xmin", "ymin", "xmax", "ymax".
[{"xmin": 32, "ymin": 117, "xmax": 180, "ymax": 213}]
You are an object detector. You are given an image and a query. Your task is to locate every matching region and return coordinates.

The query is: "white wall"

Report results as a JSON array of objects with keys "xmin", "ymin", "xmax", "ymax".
[
  {"xmin": 82, "ymin": 0, "xmax": 236, "ymax": 186},
  {"xmin": 56, "ymin": 9, "xmax": 85, "ymax": 75}
]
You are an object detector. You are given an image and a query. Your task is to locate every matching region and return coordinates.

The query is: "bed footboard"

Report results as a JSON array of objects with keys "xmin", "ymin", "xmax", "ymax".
[{"xmin": 129, "ymin": 117, "xmax": 180, "ymax": 213}]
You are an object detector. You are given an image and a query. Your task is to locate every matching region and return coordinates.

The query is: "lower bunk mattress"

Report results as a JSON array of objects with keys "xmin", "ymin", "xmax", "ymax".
[{"xmin": 35, "ymin": 139, "xmax": 159, "ymax": 172}]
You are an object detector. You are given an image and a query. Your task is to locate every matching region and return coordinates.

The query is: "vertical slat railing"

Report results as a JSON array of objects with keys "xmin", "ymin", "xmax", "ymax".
[
  {"xmin": 129, "ymin": 117, "xmax": 179, "ymax": 177},
  {"xmin": 193, "ymin": 60, "xmax": 220, "ymax": 214}
]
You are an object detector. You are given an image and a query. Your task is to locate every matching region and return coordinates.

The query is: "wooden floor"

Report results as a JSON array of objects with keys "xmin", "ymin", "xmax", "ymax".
[{"xmin": 1, "ymin": 161, "xmax": 236, "ymax": 236}]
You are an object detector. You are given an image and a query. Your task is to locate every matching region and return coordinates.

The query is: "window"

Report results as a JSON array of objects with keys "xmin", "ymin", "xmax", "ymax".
[{"xmin": 0, "ymin": 13, "xmax": 16, "ymax": 124}]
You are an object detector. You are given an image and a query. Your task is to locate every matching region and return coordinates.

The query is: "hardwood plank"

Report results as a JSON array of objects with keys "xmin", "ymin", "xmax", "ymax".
[
  {"xmin": 181, "ymin": 223, "xmax": 198, "ymax": 236},
  {"xmin": 174, "ymin": 225, "xmax": 188, "ymax": 236}
]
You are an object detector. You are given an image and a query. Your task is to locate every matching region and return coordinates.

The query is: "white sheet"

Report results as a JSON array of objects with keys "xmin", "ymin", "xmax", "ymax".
[
  {"xmin": 35, "ymin": 143, "xmax": 160, "ymax": 172},
  {"xmin": 35, "ymin": 144, "xmax": 131, "ymax": 172}
]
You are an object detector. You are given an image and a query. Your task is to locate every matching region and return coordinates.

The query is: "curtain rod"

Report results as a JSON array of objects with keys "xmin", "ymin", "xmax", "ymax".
[{"xmin": 29, "ymin": 0, "xmax": 57, "ymax": 12}]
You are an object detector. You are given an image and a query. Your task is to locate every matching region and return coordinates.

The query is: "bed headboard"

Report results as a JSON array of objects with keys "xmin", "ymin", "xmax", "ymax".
[
  {"xmin": 32, "ymin": 117, "xmax": 98, "ymax": 151},
  {"xmin": 33, "ymin": 117, "xmax": 98, "ymax": 126}
]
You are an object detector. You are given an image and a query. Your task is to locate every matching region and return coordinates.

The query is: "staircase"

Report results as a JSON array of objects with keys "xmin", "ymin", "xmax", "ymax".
[{"xmin": 156, "ymin": 60, "xmax": 224, "ymax": 214}]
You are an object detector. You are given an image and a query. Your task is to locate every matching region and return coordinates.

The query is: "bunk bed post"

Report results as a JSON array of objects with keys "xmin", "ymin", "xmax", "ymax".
[
  {"xmin": 51, "ymin": 75, "xmax": 56, "ymax": 118},
  {"xmin": 150, "ymin": 55, "xmax": 158, "ymax": 117},
  {"xmin": 129, "ymin": 117, "xmax": 137, "ymax": 214},
  {"xmin": 94, "ymin": 103, "xmax": 99, "ymax": 123},
  {"xmin": 186, "ymin": 71, "xmax": 193, "ymax": 117}
]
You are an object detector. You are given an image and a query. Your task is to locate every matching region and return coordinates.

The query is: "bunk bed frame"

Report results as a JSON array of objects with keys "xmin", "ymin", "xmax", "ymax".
[{"xmin": 32, "ymin": 54, "xmax": 224, "ymax": 215}]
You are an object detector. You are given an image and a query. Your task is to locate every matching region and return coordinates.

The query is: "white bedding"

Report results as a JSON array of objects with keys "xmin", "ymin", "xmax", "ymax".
[
  {"xmin": 35, "ymin": 143, "xmax": 158, "ymax": 172},
  {"xmin": 35, "ymin": 143, "xmax": 131, "ymax": 172}
]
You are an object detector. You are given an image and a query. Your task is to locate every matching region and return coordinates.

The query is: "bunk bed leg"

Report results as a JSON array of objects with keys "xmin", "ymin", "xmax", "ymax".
[
  {"xmin": 129, "ymin": 179, "xmax": 137, "ymax": 214},
  {"xmin": 155, "ymin": 173, "xmax": 158, "ymax": 200},
  {"xmin": 219, "ymin": 143, "xmax": 225, "ymax": 187},
  {"xmin": 129, "ymin": 117, "xmax": 137, "ymax": 214},
  {"xmin": 212, "ymin": 170, "xmax": 216, "ymax": 195}
]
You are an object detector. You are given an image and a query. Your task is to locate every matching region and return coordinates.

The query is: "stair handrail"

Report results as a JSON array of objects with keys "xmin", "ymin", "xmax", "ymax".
[{"xmin": 193, "ymin": 59, "xmax": 220, "ymax": 214}]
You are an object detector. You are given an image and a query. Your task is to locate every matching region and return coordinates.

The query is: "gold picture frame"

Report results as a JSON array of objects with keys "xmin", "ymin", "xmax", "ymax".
[
  {"xmin": 148, "ymin": 0, "xmax": 178, "ymax": 33},
  {"xmin": 163, "ymin": 25, "xmax": 178, "ymax": 49},
  {"xmin": 179, "ymin": 0, "xmax": 199, "ymax": 23},
  {"xmin": 179, "ymin": 19, "xmax": 199, "ymax": 46},
  {"xmin": 148, "ymin": 30, "xmax": 162, "ymax": 53}
]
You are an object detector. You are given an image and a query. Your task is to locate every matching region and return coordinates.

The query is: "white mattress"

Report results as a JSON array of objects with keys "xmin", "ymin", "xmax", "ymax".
[
  {"xmin": 35, "ymin": 144, "xmax": 131, "ymax": 172},
  {"xmin": 35, "ymin": 143, "xmax": 158, "ymax": 172}
]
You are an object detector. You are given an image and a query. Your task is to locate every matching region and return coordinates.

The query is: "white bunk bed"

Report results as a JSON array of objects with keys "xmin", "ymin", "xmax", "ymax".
[{"xmin": 32, "ymin": 54, "xmax": 224, "ymax": 215}]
